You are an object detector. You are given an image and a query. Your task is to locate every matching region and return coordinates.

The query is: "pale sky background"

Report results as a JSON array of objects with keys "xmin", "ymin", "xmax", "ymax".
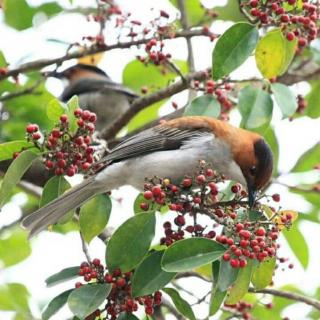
[{"xmin": 0, "ymin": 0, "xmax": 320, "ymax": 319}]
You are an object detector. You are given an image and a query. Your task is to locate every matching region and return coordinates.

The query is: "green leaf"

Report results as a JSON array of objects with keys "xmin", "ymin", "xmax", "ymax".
[
  {"xmin": 213, "ymin": 0, "xmax": 246, "ymax": 22},
  {"xmin": 68, "ymin": 284, "xmax": 111, "ymax": 319},
  {"xmin": 209, "ymin": 261, "xmax": 227, "ymax": 316},
  {"xmin": 217, "ymin": 260, "xmax": 240, "ymax": 292},
  {"xmin": 225, "ymin": 259, "xmax": 254, "ymax": 304},
  {"xmin": 305, "ymin": 81, "xmax": 320, "ymax": 118},
  {"xmin": 292, "ymin": 143, "xmax": 320, "ymax": 172},
  {"xmin": 271, "ymin": 83, "xmax": 297, "ymax": 118},
  {"xmin": 161, "ymin": 238, "xmax": 226, "ymax": 272},
  {"xmin": 255, "ymin": 29, "xmax": 297, "ymax": 79},
  {"xmin": 45, "ymin": 267, "xmax": 80, "ymax": 287},
  {"xmin": 252, "ymin": 257, "xmax": 276, "ymax": 290},
  {"xmin": 46, "ymin": 98, "xmax": 68, "ymax": 122},
  {"xmin": 106, "ymin": 213, "xmax": 156, "ymax": 272},
  {"xmin": 0, "ymin": 141, "xmax": 36, "ymax": 162},
  {"xmin": 0, "ymin": 150, "xmax": 38, "ymax": 206},
  {"xmin": 42, "ymin": 289, "xmax": 73, "ymax": 320},
  {"xmin": 0, "ymin": 229, "xmax": 31, "ymax": 267},
  {"xmin": 170, "ymin": 0, "xmax": 205, "ymax": 26},
  {"xmin": 123, "ymin": 59, "xmax": 187, "ymax": 94},
  {"xmin": 239, "ymin": 86, "xmax": 273, "ymax": 129},
  {"xmin": 80, "ymin": 194, "xmax": 112, "ymax": 243},
  {"xmin": 132, "ymin": 250, "xmax": 176, "ymax": 297},
  {"xmin": 212, "ymin": 23, "xmax": 259, "ymax": 80},
  {"xmin": 163, "ymin": 288, "xmax": 196, "ymax": 320},
  {"xmin": 0, "ymin": 283, "xmax": 30, "ymax": 313},
  {"xmin": 3, "ymin": 0, "xmax": 62, "ymax": 30},
  {"xmin": 40, "ymin": 176, "xmax": 71, "ymax": 207},
  {"xmin": 0, "ymin": 51, "xmax": 8, "ymax": 67},
  {"xmin": 283, "ymin": 223, "xmax": 309, "ymax": 269},
  {"xmin": 184, "ymin": 95, "xmax": 221, "ymax": 118},
  {"xmin": 118, "ymin": 313, "xmax": 140, "ymax": 320}
]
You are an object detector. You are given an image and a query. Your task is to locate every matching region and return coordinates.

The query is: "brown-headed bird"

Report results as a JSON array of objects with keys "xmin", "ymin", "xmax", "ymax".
[
  {"xmin": 51, "ymin": 64, "xmax": 138, "ymax": 130},
  {"xmin": 22, "ymin": 116, "xmax": 273, "ymax": 237}
]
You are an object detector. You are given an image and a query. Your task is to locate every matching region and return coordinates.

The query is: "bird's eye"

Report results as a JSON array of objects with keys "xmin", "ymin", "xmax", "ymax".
[{"xmin": 250, "ymin": 166, "xmax": 257, "ymax": 175}]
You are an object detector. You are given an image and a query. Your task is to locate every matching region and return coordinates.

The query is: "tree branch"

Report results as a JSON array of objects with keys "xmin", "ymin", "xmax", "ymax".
[
  {"xmin": 248, "ymin": 287, "xmax": 320, "ymax": 311},
  {"xmin": 0, "ymin": 29, "xmax": 212, "ymax": 81},
  {"xmin": 99, "ymin": 68, "xmax": 210, "ymax": 140}
]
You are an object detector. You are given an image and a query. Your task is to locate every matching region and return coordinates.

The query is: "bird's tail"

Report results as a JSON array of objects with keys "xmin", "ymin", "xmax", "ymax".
[{"xmin": 21, "ymin": 176, "xmax": 101, "ymax": 238}]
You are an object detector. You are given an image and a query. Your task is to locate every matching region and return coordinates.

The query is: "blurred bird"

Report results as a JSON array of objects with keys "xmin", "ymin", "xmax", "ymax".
[
  {"xmin": 22, "ymin": 116, "xmax": 273, "ymax": 237},
  {"xmin": 50, "ymin": 64, "xmax": 138, "ymax": 130}
]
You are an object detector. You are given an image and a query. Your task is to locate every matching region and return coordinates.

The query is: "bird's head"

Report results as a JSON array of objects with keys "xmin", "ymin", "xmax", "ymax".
[
  {"xmin": 234, "ymin": 135, "xmax": 273, "ymax": 207},
  {"xmin": 49, "ymin": 64, "xmax": 109, "ymax": 83}
]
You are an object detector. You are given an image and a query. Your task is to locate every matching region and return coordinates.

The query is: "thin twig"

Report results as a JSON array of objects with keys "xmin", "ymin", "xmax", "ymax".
[
  {"xmin": 79, "ymin": 231, "xmax": 91, "ymax": 263},
  {"xmin": 0, "ymin": 29, "xmax": 212, "ymax": 81},
  {"xmin": 248, "ymin": 287, "xmax": 320, "ymax": 311},
  {"xmin": 0, "ymin": 80, "xmax": 43, "ymax": 102}
]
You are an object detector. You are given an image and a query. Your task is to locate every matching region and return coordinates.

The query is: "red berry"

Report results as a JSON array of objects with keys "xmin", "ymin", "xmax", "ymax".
[
  {"xmin": 89, "ymin": 113, "xmax": 97, "ymax": 123},
  {"xmin": 286, "ymin": 32, "xmax": 295, "ymax": 41},
  {"xmin": 57, "ymin": 159, "xmax": 66, "ymax": 168},
  {"xmin": 298, "ymin": 37, "xmax": 307, "ymax": 47},
  {"xmin": 92, "ymin": 258, "xmax": 100, "ymax": 266},
  {"xmin": 77, "ymin": 118, "xmax": 85, "ymax": 127},
  {"xmin": 256, "ymin": 227, "xmax": 266, "ymax": 236},
  {"xmin": 140, "ymin": 202, "xmax": 149, "ymax": 211},
  {"xmin": 239, "ymin": 230, "xmax": 251, "ymax": 239},
  {"xmin": 13, "ymin": 152, "xmax": 20, "ymax": 159},
  {"xmin": 144, "ymin": 190, "xmax": 153, "ymax": 200},
  {"xmin": 174, "ymin": 215, "xmax": 185, "ymax": 226},
  {"xmin": 182, "ymin": 178, "xmax": 192, "ymax": 187},
  {"xmin": 116, "ymin": 278, "xmax": 126, "ymax": 287},
  {"xmin": 60, "ymin": 114, "xmax": 68, "ymax": 123},
  {"xmin": 66, "ymin": 166, "xmax": 76, "ymax": 177},
  {"xmin": 240, "ymin": 240, "xmax": 249, "ymax": 248},
  {"xmin": 230, "ymin": 259, "xmax": 240, "ymax": 268},
  {"xmin": 236, "ymin": 223, "xmax": 244, "ymax": 232},
  {"xmin": 112, "ymin": 268, "xmax": 121, "ymax": 277},
  {"xmin": 74, "ymin": 108, "xmax": 83, "ymax": 117},
  {"xmin": 249, "ymin": 0, "xmax": 258, "ymax": 7},
  {"xmin": 234, "ymin": 249, "xmax": 242, "ymax": 257},
  {"xmin": 196, "ymin": 174, "xmax": 206, "ymax": 184},
  {"xmin": 26, "ymin": 124, "xmax": 38, "ymax": 133},
  {"xmin": 104, "ymin": 274, "xmax": 113, "ymax": 283},
  {"xmin": 81, "ymin": 110, "xmax": 91, "ymax": 120},
  {"xmin": 81, "ymin": 162, "xmax": 91, "ymax": 171},
  {"xmin": 32, "ymin": 132, "xmax": 41, "ymax": 140},
  {"xmin": 51, "ymin": 129, "xmax": 61, "ymax": 138},
  {"xmin": 55, "ymin": 168, "xmax": 64, "ymax": 175},
  {"xmin": 145, "ymin": 306, "xmax": 154, "ymax": 315},
  {"xmin": 152, "ymin": 186, "xmax": 162, "ymax": 196},
  {"xmin": 272, "ymin": 194, "xmax": 280, "ymax": 202},
  {"xmin": 223, "ymin": 253, "xmax": 231, "ymax": 261},
  {"xmin": 231, "ymin": 184, "xmax": 240, "ymax": 193},
  {"xmin": 75, "ymin": 282, "xmax": 82, "ymax": 288},
  {"xmin": 239, "ymin": 259, "xmax": 247, "ymax": 268}
]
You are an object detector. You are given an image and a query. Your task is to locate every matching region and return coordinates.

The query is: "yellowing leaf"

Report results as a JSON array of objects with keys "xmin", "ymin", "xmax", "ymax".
[
  {"xmin": 273, "ymin": 210, "xmax": 298, "ymax": 230},
  {"xmin": 255, "ymin": 29, "xmax": 297, "ymax": 79}
]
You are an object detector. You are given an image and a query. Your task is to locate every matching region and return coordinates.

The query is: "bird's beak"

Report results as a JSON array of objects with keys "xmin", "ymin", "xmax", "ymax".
[
  {"xmin": 248, "ymin": 183, "xmax": 258, "ymax": 208},
  {"xmin": 45, "ymin": 70, "xmax": 64, "ymax": 79}
]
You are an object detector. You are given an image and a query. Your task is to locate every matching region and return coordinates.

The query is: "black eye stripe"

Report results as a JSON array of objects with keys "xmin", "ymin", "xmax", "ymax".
[{"xmin": 250, "ymin": 166, "xmax": 257, "ymax": 175}]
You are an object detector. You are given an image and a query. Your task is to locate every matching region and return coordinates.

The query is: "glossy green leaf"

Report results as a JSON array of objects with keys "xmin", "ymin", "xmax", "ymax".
[
  {"xmin": 212, "ymin": 23, "xmax": 259, "ymax": 80},
  {"xmin": 132, "ymin": 250, "xmax": 176, "ymax": 297},
  {"xmin": 0, "ymin": 150, "xmax": 38, "ymax": 206},
  {"xmin": 0, "ymin": 229, "xmax": 31, "ymax": 267},
  {"xmin": 271, "ymin": 83, "xmax": 297, "ymax": 118},
  {"xmin": 0, "ymin": 141, "xmax": 35, "ymax": 162},
  {"xmin": 292, "ymin": 143, "xmax": 320, "ymax": 172},
  {"xmin": 45, "ymin": 267, "xmax": 80, "ymax": 287},
  {"xmin": 255, "ymin": 29, "xmax": 297, "ymax": 79},
  {"xmin": 80, "ymin": 194, "xmax": 112, "ymax": 243},
  {"xmin": 0, "ymin": 51, "xmax": 8, "ymax": 67},
  {"xmin": 170, "ymin": 0, "xmax": 205, "ymax": 26},
  {"xmin": 46, "ymin": 98, "xmax": 68, "ymax": 122},
  {"xmin": 42, "ymin": 289, "xmax": 73, "ymax": 320},
  {"xmin": 209, "ymin": 261, "xmax": 227, "ymax": 316},
  {"xmin": 252, "ymin": 257, "xmax": 276, "ymax": 290},
  {"xmin": 239, "ymin": 86, "xmax": 273, "ymax": 129},
  {"xmin": 225, "ymin": 259, "xmax": 253, "ymax": 304},
  {"xmin": 123, "ymin": 59, "xmax": 187, "ymax": 94},
  {"xmin": 118, "ymin": 313, "xmax": 139, "ymax": 320},
  {"xmin": 3, "ymin": 0, "xmax": 62, "ymax": 30},
  {"xmin": 161, "ymin": 238, "xmax": 226, "ymax": 272},
  {"xmin": 106, "ymin": 213, "xmax": 156, "ymax": 272},
  {"xmin": 305, "ymin": 81, "xmax": 320, "ymax": 118},
  {"xmin": 283, "ymin": 223, "xmax": 309, "ymax": 269},
  {"xmin": 0, "ymin": 283, "xmax": 30, "ymax": 313},
  {"xmin": 40, "ymin": 176, "xmax": 71, "ymax": 207},
  {"xmin": 217, "ymin": 260, "xmax": 240, "ymax": 292},
  {"xmin": 163, "ymin": 288, "xmax": 196, "ymax": 320},
  {"xmin": 68, "ymin": 283, "xmax": 111, "ymax": 319},
  {"xmin": 184, "ymin": 95, "xmax": 221, "ymax": 117}
]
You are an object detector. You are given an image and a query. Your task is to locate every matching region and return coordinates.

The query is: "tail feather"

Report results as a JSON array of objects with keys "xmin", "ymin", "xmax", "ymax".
[{"xmin": 21, "ymin": 176, "xmax": 100, "ymax": 238}]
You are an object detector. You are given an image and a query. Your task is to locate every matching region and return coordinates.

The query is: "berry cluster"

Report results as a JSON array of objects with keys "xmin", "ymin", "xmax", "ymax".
[
  {"xmin": 76, "ymin": 260, "xmax": 162, "ymax": 320},
  {"xmin": 243, "ymin": 0, "xmax": 319, "ymax": 46},
  {"xmin": 24, "ymin": 108, "xmax": 97, "ymax": 177},
  {"xmin": 140, "ymin": 161, "xmax": 291, "ymax": 268},
  {"xmin": 224, "ymin": 301, "xmax": 253, "ymax": 320}
]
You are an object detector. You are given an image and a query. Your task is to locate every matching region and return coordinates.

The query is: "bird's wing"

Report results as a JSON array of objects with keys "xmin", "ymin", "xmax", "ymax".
[
  {"xmin": 61, "ymin": 78, "xmax": 138, "ymax": 101},
  {"xmin": 101, "ymin": 123, "xmax": 213, "ymax": 165}
]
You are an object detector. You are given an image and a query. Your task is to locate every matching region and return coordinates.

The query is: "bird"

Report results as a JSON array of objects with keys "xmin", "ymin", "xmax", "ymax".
[
  {"xmin": 50, "ymin": 63, "xmax": 138, "ymax": 130},
  {"xmin": 22, "ymin": 116, "xmax": 273, "ymax": 238}
]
